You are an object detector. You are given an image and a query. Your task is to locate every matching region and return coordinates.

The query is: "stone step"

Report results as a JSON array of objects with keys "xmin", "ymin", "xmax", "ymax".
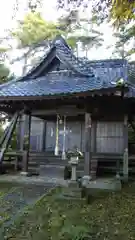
[{"xmin": 59, "ymin": 185, "xmax": 82, "ymax": 199}]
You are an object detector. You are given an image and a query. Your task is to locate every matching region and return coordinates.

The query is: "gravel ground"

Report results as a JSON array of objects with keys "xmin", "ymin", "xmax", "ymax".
[{"xmin": 0, "ymin": 182, "xmax": 56, "ymax": 239}]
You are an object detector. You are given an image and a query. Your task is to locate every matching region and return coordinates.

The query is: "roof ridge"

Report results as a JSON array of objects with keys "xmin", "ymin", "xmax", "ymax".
[{"xmin": 54, "ymin": 37, "xmax": 95, "ymax": 77}]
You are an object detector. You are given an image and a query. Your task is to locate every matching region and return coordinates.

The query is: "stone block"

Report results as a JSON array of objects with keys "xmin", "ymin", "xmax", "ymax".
[
  {"xmin": 20, "ymin": 171, "xmax": 32, "ymax": 177},
  {"xmin": 85, "ymin": 178, "xmax": 122, "ymax": 191}
]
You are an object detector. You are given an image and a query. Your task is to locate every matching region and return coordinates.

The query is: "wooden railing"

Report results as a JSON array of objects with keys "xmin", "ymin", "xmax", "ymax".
[{"xmin": 0, "ymin": 112, "xmax": 20, "ymax": 163}]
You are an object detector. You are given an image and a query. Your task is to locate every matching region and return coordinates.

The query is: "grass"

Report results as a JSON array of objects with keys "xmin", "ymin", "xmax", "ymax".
[
  {"xmin": 0, "ymin": 182, "xmax": 14, "ymax": 196},
  {"xmin": 3, "ymin": 183, "xmax": 135, "ymax": 240}
]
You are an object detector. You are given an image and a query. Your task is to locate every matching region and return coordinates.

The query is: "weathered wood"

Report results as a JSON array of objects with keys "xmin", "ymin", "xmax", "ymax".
[
  {"xmin": 84, "ymin": 113, "xmax": 91, "ymax": 176},
  {"xmin": 93, "ymin": 121, "xmax": 97, "ymax": 153},
  {"xmin": 0, "ymin": 112, "xmax": 20, "ymax": 163},
  {"xmin": 0, "ymin": 115, "xmax": 16, "ymax": 147},
  {"xmin": 20, "ymin": 115, "xmax": 25, "ymax": 151},
  {"xmin": 22, "ymin": 113, "xmax": 31, "ymax": 173},
  {"xmin": 42, "ymin": 120, "xmax": 46, "ymax": 151},
  {"xmin": 123, "ymin": 115, "xmax": 128, "ymax": 181},
  {"xmin": 16, "ymin": 117, "xmax": 22, "ymax": 170}
]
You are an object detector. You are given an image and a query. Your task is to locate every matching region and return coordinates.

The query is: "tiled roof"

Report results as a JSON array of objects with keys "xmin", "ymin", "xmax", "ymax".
[
  {"xmin": 0, "ymin": 72, "xmax": 115, "ymax": 97},
  {"xmin": 54, "ymin": 38, "xmax": 94, "ymax": 77},
  {"xmin": 80, "ymin": 58, "xmax": 128, "ymax": 85},
  {"xmin": 0, "ymin": 36, "xmax": 131, "ymax": 99}
]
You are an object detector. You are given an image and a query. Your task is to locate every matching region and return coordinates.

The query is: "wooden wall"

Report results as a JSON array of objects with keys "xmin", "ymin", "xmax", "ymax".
[
  {"xmin": 19, "ymin": 115, "xmax": 125, "ymax": 154},
  {"xmin": 96, "ymin": 122, "xmax": 124, "ymax": 153}
]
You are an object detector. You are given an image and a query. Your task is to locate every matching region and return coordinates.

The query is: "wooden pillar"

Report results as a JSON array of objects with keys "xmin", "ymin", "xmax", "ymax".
[
  {"xmin": 15, "ymin": 116, "xmax": 22, "ymax": 170},
  {"xmin": 42, "ymin": 120, "xmax": 46, "ymax": 151},
  {"xmin": 93, "ymin": 121, "xmax": 97, "ymax": 154},
  {"xmin": 84, "ymin": 113, "xmax": 91, "ymax": 176},
  {"xmin": 123, "ymin": 114, "xmax": 128, "ymax": 181},
  {"xmin": 20, "ymin": 115, "xmax": 25, "ymax": 151},
  {"xmin": 21, "ymin": 112, "xmax": 31, "ymax": 175},
  {"xmin": 55, "ymin": 114, "xmax": 59, "ymax": 156},
  {"xmin": 16, "ymin": 117, "xmax": 21, "ymax": 150}
]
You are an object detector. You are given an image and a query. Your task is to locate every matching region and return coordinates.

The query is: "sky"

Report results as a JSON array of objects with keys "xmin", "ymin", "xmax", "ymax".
[{"xmin": 0, "ymin": 0, "xmax": 129, "ymax": 76}]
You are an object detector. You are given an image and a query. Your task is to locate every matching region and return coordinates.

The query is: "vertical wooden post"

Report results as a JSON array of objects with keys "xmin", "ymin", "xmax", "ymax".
[
  {"xmin": 15, "ymin": 116, "xmax": 21, "ymax": 171},
  {"xmin": 62, "ymin": 115, "xmax": 66, "ymax": 160},
  {"xmin": 84, "ymin": 113, "xmax": 91, "ymax": 176},
  {"xmin": 21, "ymin": 112, "xmax": 31, "ymax": 175},
  {"xmin": 42, "ymin": 120, "xmax": 46, "ymax": 151},
  {"xmin": 20, "ymin": 115, "xmax": 25, "ymax": 151},
  {"xmin": 55, "ymin": 114, "xmax": 59, "ymax": 156},
  {"xmin": 93, "ymin": 121, "xmax": 97, "ymax": 154},
  {"xmin": 123, "ymin": 114, "xmax": 128, "ymax": 182},
  {"xmin": 16, "ymin": 117, "xmax": 21, "ymax": 150}
]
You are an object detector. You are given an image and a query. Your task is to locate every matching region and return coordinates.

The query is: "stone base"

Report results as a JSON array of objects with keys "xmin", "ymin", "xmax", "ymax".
[
  {"xmin": 68, "ymin": 180, "xmax": 78, "ymax": 188},
  {"xmin": 81, "ymin": 175, "xmax": 92, "ymax": 186},
  {"xmin": 84, "ymin": 178, "xmax": 122, "ymax": 191},
  {"xmin": 20, "ymin": 171, "xmax": 31, "ymax": 177},
  {"xmin": 59, "ymin": 184, "xmax": 82, "ymax": 199}
]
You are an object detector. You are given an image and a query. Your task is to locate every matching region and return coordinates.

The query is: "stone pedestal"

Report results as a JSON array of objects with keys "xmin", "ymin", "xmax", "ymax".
[
  {"xmin": 71, "ymin": 165, "xmax": 77, "ymax": 181},
  {"xmin": 54, "ymin": 146, "xmax": 59, "ymax": 156},
  {"xmin": 62, "ymin": 151, "xmax": 66, "ymax": 160},
  {"xmin": 69, "ymin": 157, "xmax": 79, "ymax": 182}
]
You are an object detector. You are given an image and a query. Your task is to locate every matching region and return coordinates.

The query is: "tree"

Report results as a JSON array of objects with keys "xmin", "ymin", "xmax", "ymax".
[
  {"xmin": 11, "ymin": 8, "xmax": 103, "ymax": 74},
  {"xmin": 112, "ymin": 25, "xmax": 129, "ymax": 59},
  {"xmin": 56, "ymin": 0, "xmax": 135, "ymax": 26},
  {"xmin": 111, "ymin": 22, "xmax": 135, "ymax": 60},
  {"xmin": 0, "ymin": 44, "xmax": 11, "ymax": 84},
  {"xmin": 11, "ymin": 12, "xmax": 65, "ymax": 74},
  {"xmin": 67, "ymin": 22, "xmax": 103, "ymax": 57}
]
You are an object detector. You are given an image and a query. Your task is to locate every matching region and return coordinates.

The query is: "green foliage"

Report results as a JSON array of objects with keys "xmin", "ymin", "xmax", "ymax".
[
  {"xmin": 112, "ymin": 21, "xmax": 135, "ymax": 59},
  {"xmin": 68, "ymin": 23, "xmax": 103, "ymax": 56},
  {"xmin": 59, "ymin": 225, "xmax": 89, "ymax": 239},
  {"xmin": 65, "ymin": 17, "xmax": 103, "ymax": 57},
  {"xmin": 110, "ymin": 0, "xmax": 135, "ymax": 26},
  {"xmin": 56, "ymin": 0, "xmax": 135, "ymax": 26},
  {"xmin": 92, "ymin": 0, "xmax": 135, "ymax": 26},
  {"xmin": 113, "ymin": 25, "xmax": 129, "ymax": 59},
  {"xmin": 5, "ymin": 184, "xmax": 135, "ymax": 240},
  {"xmin": 11, "ymin": 12, "xmax": 64, "ymax": 48},
  {"xmin": 0, "ymin": 64, "xmax": 10, "ymax": 84},
  {"xmin": 0, "ymin": 44, "xmax": 11, "ymax": 84}
]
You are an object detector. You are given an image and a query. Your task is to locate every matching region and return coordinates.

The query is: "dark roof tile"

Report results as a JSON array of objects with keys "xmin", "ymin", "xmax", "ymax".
[
  {"xmin": 0, "ymin": 36, "xmax": 132, "ymax": 98},
  {"xmin": 0, "ymin": 73, "xmax": 114, "ymax": 97}
]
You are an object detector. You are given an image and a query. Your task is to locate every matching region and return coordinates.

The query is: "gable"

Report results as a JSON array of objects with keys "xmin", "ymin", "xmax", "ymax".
[
  {"xmin": 21, "ymin": 36, "xmax": 94, "ymax": 81},
  {"xmin": 36, "ymin": 57, "xmax": 71, "ymax": 77}
]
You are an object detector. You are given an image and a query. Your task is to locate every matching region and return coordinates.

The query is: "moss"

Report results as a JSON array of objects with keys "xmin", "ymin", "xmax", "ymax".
[{"xmin": 3, "ymin": 184, "xmax": 135, "ymax": 240}]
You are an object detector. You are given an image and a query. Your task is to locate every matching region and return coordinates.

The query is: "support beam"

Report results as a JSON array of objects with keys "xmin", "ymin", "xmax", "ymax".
[
  {"xmin": 15, "ymin": 116, "xmax": 22, "ymax": 170},
  {"xmin": 55, "ymin": 114, "xmax": 59, "ymax": 156},
  {"xmin": 42, "ymin": 120, "xmax": 46, "ymax": 151},
  {"xmin": 123, "ymin": 114, "xmax": 128, "ymax": 182},
  {"xmin": 20, "ymin": 115, "xmax": 25, "ymax": 151},
  {"xmin": 0, "ymin": 112, "xmax": 20, "ymax": 163},
  {"xmin": 62, "ymin": 115, "xmax": 66, "ymax": 160},
  {"xmin": 84, "ymin": 113, "xmax": 91, "ymax": 177},
  {"xmin": 93, "ymin": 121, "xmax": 97, "ymax": 154},
  {"xmin": 21, "ymin": 113, "xmax": 31, "ymax": 175}
]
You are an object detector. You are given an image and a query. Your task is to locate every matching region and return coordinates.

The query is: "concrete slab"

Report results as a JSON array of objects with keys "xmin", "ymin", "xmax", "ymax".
[
  {"xmin": 84, "ymin": 178, "xmax": 122, "ymax": 191},
  {"xmin": 0, "ymin": 174, "xmax": 68, "ymax": 187}
]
